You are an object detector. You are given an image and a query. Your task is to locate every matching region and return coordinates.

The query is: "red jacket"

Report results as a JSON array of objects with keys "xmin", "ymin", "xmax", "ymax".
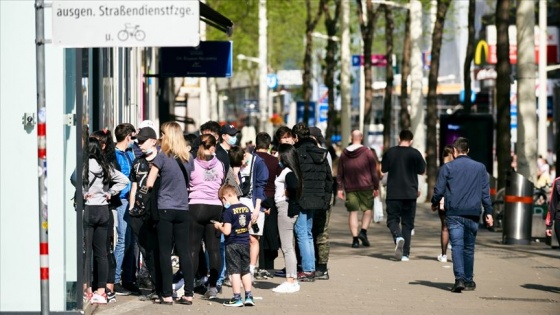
[{"xmin": 337, "ymin": 145, "xmax": 379, "ymax": 193}]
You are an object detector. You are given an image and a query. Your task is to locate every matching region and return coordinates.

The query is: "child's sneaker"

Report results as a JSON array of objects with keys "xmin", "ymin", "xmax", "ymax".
[
  {"xmin": 223, "ymin": 297, "xmax": 243, "ymax": 307},
  {"xmin": 90, "ymin": 293, "xmax": 107, "ymax": 304},
  {"xmin": 244, "ymin": 295, "xmax": 255, "ymax": 306}
]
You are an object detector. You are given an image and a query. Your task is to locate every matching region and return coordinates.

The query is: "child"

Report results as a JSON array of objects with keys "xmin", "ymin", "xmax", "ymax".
[{"xmin": 213, "ymin": 184, "xmax": 255, "ymax": 307}]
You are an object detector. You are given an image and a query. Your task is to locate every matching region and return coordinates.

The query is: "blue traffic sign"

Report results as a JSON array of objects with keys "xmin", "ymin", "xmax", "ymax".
[{"xmin": 267, "ymin": 73, "xmax": 278, "ymax": 89}]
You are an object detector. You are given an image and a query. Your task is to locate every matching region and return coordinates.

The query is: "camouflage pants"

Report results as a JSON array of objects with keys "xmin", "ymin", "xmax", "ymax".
[{"xmin": 313, "ymin": 207, "xmax": 331, "ymax": 265}]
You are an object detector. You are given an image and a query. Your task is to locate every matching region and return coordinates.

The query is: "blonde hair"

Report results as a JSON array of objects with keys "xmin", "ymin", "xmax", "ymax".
[
  {"xmin": 218, "ymin": 184, "xmax": 236, "ymax": 199},
  {"xmin": 160, "ymin": 121, "xmax": 191, "ymax": 162},
  {"xmin": 197, "ymin": 134, "xmax": 217, "ymax": 160}
]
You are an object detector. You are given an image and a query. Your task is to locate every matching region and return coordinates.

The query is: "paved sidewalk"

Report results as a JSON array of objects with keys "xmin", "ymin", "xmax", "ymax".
[{"xmin": 93, "ymin": 202, "xmax": 560, "ymax": 315}]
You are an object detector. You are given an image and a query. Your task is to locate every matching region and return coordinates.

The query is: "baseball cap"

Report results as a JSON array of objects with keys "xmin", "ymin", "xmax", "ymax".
[
  {"xmin": 139, "ymin": 120, "xmax": 155, "ymax": 130},
  {"xmin": 136, "ymin": 127, "xmax": 157, "ymax": 142},
  {"xmin": 220, "ymin": 124, "xmax": 239, "ymax": 136},
  {"xmin": 309, "ymin": 126, "xmax": 326, "ymax": 144}
]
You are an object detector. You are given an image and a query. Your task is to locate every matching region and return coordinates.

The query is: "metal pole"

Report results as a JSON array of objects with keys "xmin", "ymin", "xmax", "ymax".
[
  {"xmin": 340, "ymin": 0, "xmax": 351, "ymax": 149},
  {"xmin": 258, "ymin": 0, "xmax": 269, "ymax": 134},
  {"xmin": 35, "ymin": 1, "xmax": 50, "ymax": 314},
  {"xmin": 538, "ymin": 0, "xmax": 548, "ymax": 158}
]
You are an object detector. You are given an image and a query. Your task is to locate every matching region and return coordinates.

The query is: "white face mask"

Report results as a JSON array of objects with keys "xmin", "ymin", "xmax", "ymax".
[{"xmin": 227, "ymin": 135, "xmax": 237, "ymax": 146}]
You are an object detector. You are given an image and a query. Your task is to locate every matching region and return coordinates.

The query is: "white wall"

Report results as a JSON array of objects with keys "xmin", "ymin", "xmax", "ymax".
[{"xmin": 0, "ymin": 1, "xmax": 68, "ymax": 311}]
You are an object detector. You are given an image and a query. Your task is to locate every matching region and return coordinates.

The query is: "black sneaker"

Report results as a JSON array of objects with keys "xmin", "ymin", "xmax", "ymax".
[
  {"xmin": 315, "ymin": 270, "xmax": 329, "ymax": 280},
  {"xmin": 464, "ymin": 281, "xmax": 476, "ymax": 291},
  {"xmin": 106, "ymin": 289, "xmax": 117, "ymax": 303},
  {"xmin": 122, "ymin": 282, "xmax": 142, "ymax": 296},
  {"xmin": 351, "ymin": 239, "xmax": 360, "ymax": 248},
  {"xmin": 358, "ymin": 231, "xmax": 370, "ymax": 247},
  {"xmin": 274, "ymin": 268, "xmax": 286, "ymax": 277},
  {"xmin": 114, "ymin": 283, "xmax": 131, "ymax": 296},
  {"xmin": 297, "ymin": 271, "xmax": 315, "ymax": 282},
  {"xmin": 451, "ymin": 280, "xmax": 465, "ymax": 293}
]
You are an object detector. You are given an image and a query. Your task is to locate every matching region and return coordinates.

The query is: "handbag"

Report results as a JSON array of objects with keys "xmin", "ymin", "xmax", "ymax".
[
  {"xmin": 240, "ymin": 156, "xmax": 255, "ymax": 197},
  {"xmin": 373, "ymin": 196, "xmax": 384, "ymax": 223}
]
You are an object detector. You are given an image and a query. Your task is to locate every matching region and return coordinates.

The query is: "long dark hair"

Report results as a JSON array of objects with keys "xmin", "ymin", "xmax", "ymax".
[
  {"xmin": 85, "ymin": 137, "xmax": 113, "ymax": 186},
  {"xmin": 278, "ymin": 143, "xmax": 303, "ymax": 199},
  {"xmin": 91, "ymin": 129, "xmax": 117, "ymax": 168}
]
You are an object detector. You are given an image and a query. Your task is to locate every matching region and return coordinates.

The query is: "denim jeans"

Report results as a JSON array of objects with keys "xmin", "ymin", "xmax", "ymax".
[
  {"xmin": 447, "ymin": 216, "xmax": 478, "ymax": 282},
  {"xmin": 216, "ymin": 234, "xmax": 226, "ymax": 287},
  {"xmin": 114, "ymin": 199, "xmax": 135, "ymax": 283},
  {"xmin": 294, "ymin": 209, "xmax": 315, "ymax": 272}
]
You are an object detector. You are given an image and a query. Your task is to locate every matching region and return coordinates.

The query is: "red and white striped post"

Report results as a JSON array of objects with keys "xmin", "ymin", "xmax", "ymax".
[{"xmin": 35, "ymin": 0, "xmax": 50, "ymax": 314}]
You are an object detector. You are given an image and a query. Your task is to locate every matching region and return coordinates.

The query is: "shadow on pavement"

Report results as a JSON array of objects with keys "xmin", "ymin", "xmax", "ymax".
[
  {"xmin": 409, "ymin": 280, "xmax": 451, "ymax": 292},
  {"xmin": 521, "ymin": 284, "xmax": 560, "ymax": 294}
]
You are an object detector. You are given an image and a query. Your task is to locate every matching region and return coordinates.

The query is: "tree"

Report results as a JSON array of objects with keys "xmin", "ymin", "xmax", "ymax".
[
  {"xmin": 382, "ymin": 4, "xmax": 394, "ymax": 151},
  {"xmin": 356, "ymin": 0, "xmax": 382, "ymax": 129},
  {"xmin": 303, "ymin": 0, "xmax": 325, "ymax": 123},
  {"xmin": 463, "ymin": 0, "xmax": 475, "ymax": 113},
  {"xmin": 323, "ymin": 0, "xmax": 341, "ymax": 147},
  {"xmin": 426, "ymin": 0, "xmax": 450, "ymax": 200},
  {"xmin": 495, "ymin": 0, "xmax": 512, "ymax": 190},
  {"xmin": 399, "ymin": 10, "xmax": 411, "ymax": 132}
]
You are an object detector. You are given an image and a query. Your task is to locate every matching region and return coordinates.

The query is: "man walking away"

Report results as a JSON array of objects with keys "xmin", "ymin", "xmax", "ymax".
[
  {"xmin": 431, "ymin": 137, "xmax": 493, "ymax": 292},
  {"xmin": 337, "ymin": 130, "xmax": 380, "ymax": 248},
  {"xmin": 381, "ymin": 130, "xmax": 426, "ymax": 262}
]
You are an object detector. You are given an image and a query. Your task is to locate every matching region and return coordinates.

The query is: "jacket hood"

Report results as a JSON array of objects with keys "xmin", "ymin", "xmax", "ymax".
[
  {"xmin": 343, "ymin": 145, "xmax": 369, "ymax": 158},
  {"xmin": 195, "ymin": 156, "xmax": 219, "ymax": 170},
  {"xmin": 298, "ymin": 138, "xmax": 327, "ymax": 164}
]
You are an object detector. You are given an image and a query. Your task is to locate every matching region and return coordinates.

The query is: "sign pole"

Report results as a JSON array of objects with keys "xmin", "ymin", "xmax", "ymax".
[{"xmin": 35, "ymin": 1, "xmax": 50, "ymax": 314}]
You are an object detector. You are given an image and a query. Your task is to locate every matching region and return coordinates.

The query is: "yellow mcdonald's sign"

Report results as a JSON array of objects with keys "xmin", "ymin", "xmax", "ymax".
[{"xmin": 475, "ymin": 40, "xmax": 489, "ymax": 65}]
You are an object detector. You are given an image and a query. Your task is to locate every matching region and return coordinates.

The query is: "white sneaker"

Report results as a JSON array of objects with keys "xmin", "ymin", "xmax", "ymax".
[
  {"xmin": 437, "ymin": 254, "xmax": 448, "ymax": 263},
  {"xmin": 272, "ymin": 281, "xmax": 300, "ymax": 293},
  {"xmin": 90, "ymin": 293, "xmax": 107, "ymax": 304},
  {"xmin": 401, "ymin": 256, "xmax": 410, "ymax": 262}
]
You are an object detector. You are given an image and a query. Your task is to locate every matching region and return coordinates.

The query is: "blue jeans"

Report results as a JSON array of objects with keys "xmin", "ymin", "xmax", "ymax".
[
  {"xmin": 114, "ymin": 199, "xmax": 135, "ymax": 283},
  {"xmin": 216, "ymin": 234, "xmax": 226, "ymax": 287},
  {"xmin": 447, "ymin": 216, "xmax": 478, "ymax": 282},
  {"xmin": 294, "ymin": 209, "xmax": 315, "ymax": 272}
]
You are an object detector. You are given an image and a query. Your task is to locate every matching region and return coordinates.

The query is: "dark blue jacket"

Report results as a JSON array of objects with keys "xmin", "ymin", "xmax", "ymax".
[{"xmin": 431, "ymin": 155, "xmax": 493, "ymax": 218}]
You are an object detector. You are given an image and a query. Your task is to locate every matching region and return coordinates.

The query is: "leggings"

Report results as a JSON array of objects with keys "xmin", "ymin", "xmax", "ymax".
[
  {"xmin": 188, "ymin": 204, "xmax": 223, "ymax": 287},
  {"xmin": 157, "ymin": 209, "xmax": 193, "ymax": 298},
  {"xmin": 84, "ymin": 205, "xmax": 110, "ymax": 289}
]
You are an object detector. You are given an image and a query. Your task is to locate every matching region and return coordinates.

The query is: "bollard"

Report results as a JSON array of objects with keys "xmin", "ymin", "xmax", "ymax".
[{"xmin": 502, "ymin": 171, "xmax": 534, "ymax": 245}]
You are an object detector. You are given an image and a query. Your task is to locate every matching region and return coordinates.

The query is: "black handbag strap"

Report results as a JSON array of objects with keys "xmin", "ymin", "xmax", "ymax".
[
  {"xmin": 246, "ymin": 155, "xmax": 255, "ymax": 195},
  {"xmin": 175, "ymin": 157, "xmax": 190, "ymax": 192}
]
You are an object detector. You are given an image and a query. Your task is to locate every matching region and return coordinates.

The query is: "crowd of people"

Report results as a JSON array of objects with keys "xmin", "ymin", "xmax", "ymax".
[
  {"xmin": 76, "ymin": 118, "xmax": 532, "ymax": 306},
  {"xmin": 74, "ymin": 120, "xmax": 335, "ymax": 306}
]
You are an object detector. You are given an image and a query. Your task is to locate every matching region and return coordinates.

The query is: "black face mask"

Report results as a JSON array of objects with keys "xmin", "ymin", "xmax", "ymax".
[{"xmin": 204, "ymin": 154, "xmax": 213, "ymax": 161}]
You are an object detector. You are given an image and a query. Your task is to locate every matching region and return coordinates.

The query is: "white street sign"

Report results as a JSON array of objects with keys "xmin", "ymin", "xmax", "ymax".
[{"xmin": 52, "ymin": 0, "xmax": 200, "ymax": 48}]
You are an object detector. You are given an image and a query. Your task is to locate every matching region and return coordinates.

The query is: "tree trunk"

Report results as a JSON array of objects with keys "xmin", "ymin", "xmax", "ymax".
[
  {"xmin": 426, "ymin": 0, "xmax": 450, "ymax": 201},
  {"xmin": 323, "ymin": 0, "xmax": 341, "ymax": 147},
  {"xmin": 302, "ymin": 0, "xmax": 325, "ymax": 123},
  {"xmin": 463, "ymin": 0, "xmax": 475, "ymax": 113},
  {"xmin": 495, "ymin": 0, "xmax": 511, "ymax": 190},
  {"xmin": 382, "ymin": 4, "xmax": 394, "ymax": 152},
  {"xmin": 356, "ymin": 0, "xmax": 380, "ymax": 129},
  {"xmin": 400, "ymin": 10, "xmax": 411, "ymax": 133}
]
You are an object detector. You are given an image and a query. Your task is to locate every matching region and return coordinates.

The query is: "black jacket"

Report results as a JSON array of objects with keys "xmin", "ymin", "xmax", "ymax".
[{"xmin": 295, "ymin": 138, "xmax": 333, "ymax": 210}]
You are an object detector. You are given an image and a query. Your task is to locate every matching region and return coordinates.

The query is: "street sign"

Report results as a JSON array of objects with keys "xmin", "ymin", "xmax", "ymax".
[
  {"xmin": 160, "ymin": 41, "xmax": 232, "ymax": 77},
  {"xmin": 267, "ymin": 74, "xmax": 278, "ymax": 89},
  {"xmin": 52, "ymin": 0, "xmax": 200, "ymax": 47}
]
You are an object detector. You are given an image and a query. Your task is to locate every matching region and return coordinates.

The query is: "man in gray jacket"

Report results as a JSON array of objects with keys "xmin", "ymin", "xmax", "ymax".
[{"xmin": 431, "ymin": 137, "xmax": 493, "ymax": 293}]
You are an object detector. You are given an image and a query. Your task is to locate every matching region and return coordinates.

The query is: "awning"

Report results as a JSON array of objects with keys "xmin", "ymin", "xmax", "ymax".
[{"xmin": 200, "ymin": 1, "xmax": 233, "ymax": 36}]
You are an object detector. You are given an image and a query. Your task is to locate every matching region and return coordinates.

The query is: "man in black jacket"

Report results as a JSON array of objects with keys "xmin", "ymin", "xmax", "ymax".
[{"xmin": 292, "ymin": 123, "xmax": 333, "ymax": 282}]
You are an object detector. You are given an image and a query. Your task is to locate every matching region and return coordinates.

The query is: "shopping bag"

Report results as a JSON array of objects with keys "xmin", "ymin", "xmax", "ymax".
[{"xmin": 373, "ymin": 197, "xmax": 384, "ymax": 223}]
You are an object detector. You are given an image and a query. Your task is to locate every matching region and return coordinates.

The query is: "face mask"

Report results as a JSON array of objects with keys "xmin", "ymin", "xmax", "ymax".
[
  {"xmin": 128, "ymin": 141, "xmax": 135, "ymax": 149},
  {"xmin": 279, "ymin": 161, "xmax": 285, "ymax": 169},
  {"xmin": 145, "ymin": 147, "xmax": 154, "ymax": 155},
  {"xmin": 227, "ymin": 136, "xmax": 237, "ymax": 146},
  {"xmin": 224, "ymin": 202, "xmax": 231, "ymax": 208}
]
